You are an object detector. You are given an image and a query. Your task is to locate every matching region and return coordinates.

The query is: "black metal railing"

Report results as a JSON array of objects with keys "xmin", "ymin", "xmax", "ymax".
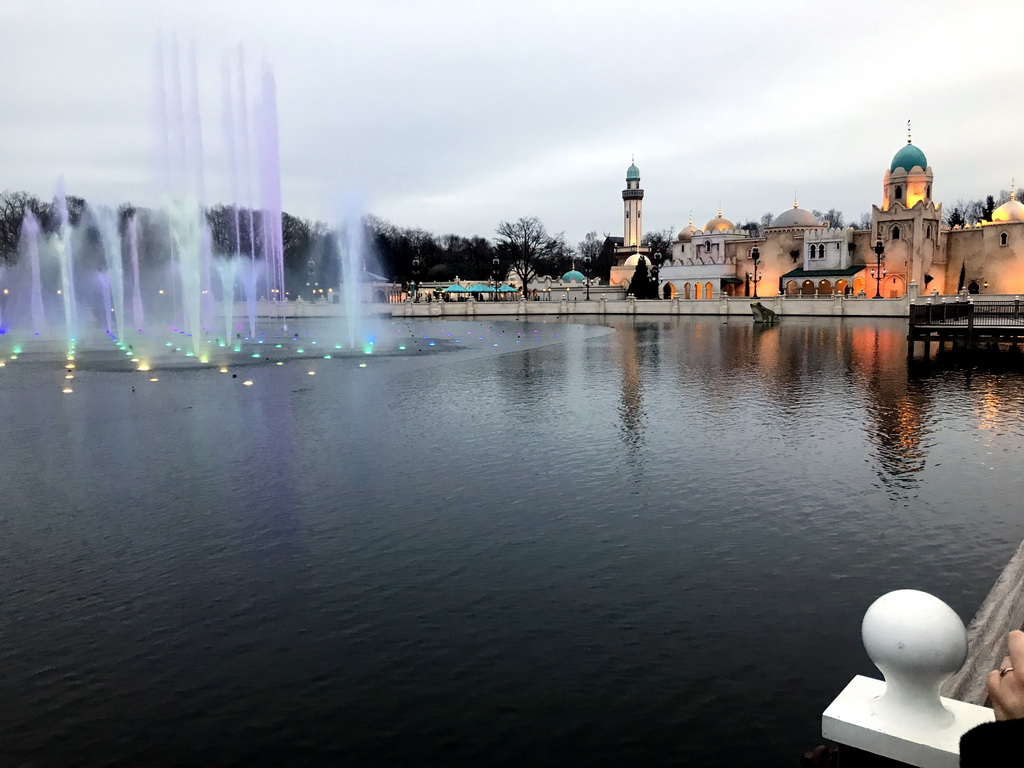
[{"xmin": 910, "ymin": 300, "xmax": 1024, "ymax": 329}]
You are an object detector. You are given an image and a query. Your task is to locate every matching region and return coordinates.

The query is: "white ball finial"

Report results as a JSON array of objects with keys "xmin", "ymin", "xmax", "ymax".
[{"xmin": 861, "ymin": 590, "xmax": 967, "ymax": 729}]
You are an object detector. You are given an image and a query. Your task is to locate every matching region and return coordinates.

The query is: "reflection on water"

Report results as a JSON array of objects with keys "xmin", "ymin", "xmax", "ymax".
[{"xmin": 2, "ymin": 316, "xmax": 1024, "ymax": 768}]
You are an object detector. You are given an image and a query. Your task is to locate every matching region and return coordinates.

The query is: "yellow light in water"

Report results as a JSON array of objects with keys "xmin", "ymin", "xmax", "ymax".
[
  {"xmin": 65, "ymin": 374, "xmax": 73, "ymax": 379},
  {"xmin": 219, "ymin": 367, "xmax": 228, "ymax": 373},
  {"xmin": 276, "ymin": 361, "xmax": 283, "ymax": 366},
  {"xmin": 0, "ymin": 362, "xmax": 5, "ymax": 367},
  {"xmin": 150, "ymin": 378, "xmax": 159, "ymax": 382},
  {"xmin": 308, "ymin": 371, "xmax": 316, "ymax": 375},
  {"xmin": 199, "ymin": 357, "xmax": 208, "ymax": 364},
  {"xmin": 130, "ymin": 358, "xmax": 139, "ymax": 363},
  {"xmin": 62, "ymin": 387, "xmax": 73, "ymax": 393},
  {"xmin": 65, "ymin": 362, "xmax": 73, "ymax": 369},
  {"xmin": 138, "ymin": 364, "xmax": 150, "ymax": 371},
  {"xmin": 358, "ymin": 363, "xmax": 367, "ymax": 368},
  {"xmin": 243, "ymin": 380, "xmax": 253, "ymax": 386}
]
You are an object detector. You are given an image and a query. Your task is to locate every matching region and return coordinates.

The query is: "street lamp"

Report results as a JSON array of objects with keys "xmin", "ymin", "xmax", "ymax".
[
  {"xmin": 872, "ymin": 237, "xmax": 885, "ymax": 298},
  {"xmin": 651, "ymin": 252, "xmax": 663, "ymax": 300},
  {"xmin": 411, "ymin": 256, "xmax": 421, "ymax": 302},
  {"xmin": 492, "ymin": 256, "xmax": 502, "ymax": 302},
  {"xmin": 583, "ymin": 254, "xmax": 592, "ymax": 300},
  {"xmin": 750, "ymin": 245, "xmax": 761, "ymax": 298}
]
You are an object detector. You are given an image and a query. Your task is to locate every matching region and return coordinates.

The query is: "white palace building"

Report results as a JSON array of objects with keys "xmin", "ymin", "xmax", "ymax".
[{"xmin": 610, "ymin": 133, "xmax": 1024, "ymax": 301}]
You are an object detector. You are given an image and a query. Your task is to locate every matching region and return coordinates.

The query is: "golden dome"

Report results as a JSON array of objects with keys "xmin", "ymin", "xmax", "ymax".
[
  {"xmin": 992, "ymin": 186, "xmax": 1024, "ymax": 222},
  {"xmin": 677, "ymin": 213, "xmax": 699, "ymax": 241},
  {"xmin": 704, "ymin": 206, "xmax": 734, "ymax": 232}
]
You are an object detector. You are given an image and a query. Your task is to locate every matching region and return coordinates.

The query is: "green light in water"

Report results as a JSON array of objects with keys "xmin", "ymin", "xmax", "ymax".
[
  {"xmin": 296, "ymin": 349, "xmax": 304, "ymax": 353},
  {"xmin": 219, "ymin": 342, "xmax": 226, "ymax": 347},
  {"xmin": 362, "ymin": 344, "xmax": 374, "ymax": 355},
  {"xmin": 334, "ymin": 344, "xmax": 342, "ymax": 349},
  {"xmin": 12, "ymin": 347, "xmax": 21, "ymax": 354},
  {"xmin": 275, "ymin": 344, "xmax": 282, "ymax": 348},
  {"xmin": 323, "ymin": 355, "xmax": 332, "ymax": 359},
  {"xmin": 234, "ymin": 346, "xmax": 241, "ymax": 352},
  {"xmin": 186, "ymin": 352, "xmax": 194, "ymax": 357},
  {"xmin": 399, "ymin": 345, "xmax": 406, "ymax": 350},
  {"xmin": 252, "ymin": 353, "xmax": 260, "ymax": 358}
]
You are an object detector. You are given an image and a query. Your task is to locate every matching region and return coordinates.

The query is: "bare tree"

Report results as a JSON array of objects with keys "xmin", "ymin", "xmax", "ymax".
[
  {"xmin": 760, "ymin": 212, "xmax": 775, "ymax": 231},
  {"xmin": 495, "ymin": 216, "xmax": 560, "ymax": 290},
  {"xmin": 812, "ymin": 208, "xmax": 844, "ymax": 228}
]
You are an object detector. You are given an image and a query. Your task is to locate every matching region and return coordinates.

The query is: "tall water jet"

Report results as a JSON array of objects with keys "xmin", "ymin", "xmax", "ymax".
[
  {"xmin": 96, "ymin": 207, "xmax": 127, "ymax": 341},
  {"xmin": 336, "ymin": 197, "xmax": 368, "ymax": 350},
  {"xmin": 128, "ymin": 215, "xmax": 144, "ymax": 331},
  {"xmin": 217, "ymin": 258, "xmax": 236, "ymax": 344},
  {"xmin": 22, "ymin": 211, "xmax": 46, "ymax": 333},
  {"xmin": 54, "ymin": 184, "xmax": 79, "ymax": 347}
]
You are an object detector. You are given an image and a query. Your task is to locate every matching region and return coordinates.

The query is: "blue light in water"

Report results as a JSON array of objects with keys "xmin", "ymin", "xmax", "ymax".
[{"xmin": 429, "ymin": 342, "xmax": 435, "ymax": 346}]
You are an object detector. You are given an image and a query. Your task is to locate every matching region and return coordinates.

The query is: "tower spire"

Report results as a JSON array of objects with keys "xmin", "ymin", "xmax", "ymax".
[
  {"xmin": 1013, "ymin": 178, "xmax": 1017, "ymax": 201},
  {"xmin": 793, "ymin": 191, "xmax": 799, "ymax": 209},
  {"xmin": 907, "ymin": 119, "xmax": 912, "ymax": 144}
]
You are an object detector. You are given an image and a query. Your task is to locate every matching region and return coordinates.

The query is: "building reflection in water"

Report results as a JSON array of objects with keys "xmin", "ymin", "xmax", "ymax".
[{"xmin": 612, "ymin": 320, "xmax": 662, "ymax": 465}]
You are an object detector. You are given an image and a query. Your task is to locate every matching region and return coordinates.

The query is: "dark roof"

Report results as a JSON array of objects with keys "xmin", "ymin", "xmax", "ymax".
[{"xmin": 781, "ymin": 265, "xmax": 865, "ymax": 279}]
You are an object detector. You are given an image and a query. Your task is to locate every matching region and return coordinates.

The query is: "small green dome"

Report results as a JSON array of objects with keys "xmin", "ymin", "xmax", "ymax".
[
  {"xmin": 626, "ymin": 163, "xmax": 640, "ymax": 181},
  {"xmin": 562, "ymin": 270, "xmax": 585, "ymax": 282},
  {"xmin": 890, "ymin": 142, "xmax": 927, "ymax": 172}
]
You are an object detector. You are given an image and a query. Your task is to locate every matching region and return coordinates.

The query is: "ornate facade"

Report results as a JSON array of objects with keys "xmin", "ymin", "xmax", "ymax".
[{"xmin": 610, "ymin": 136, "xmax": 1024, "ymax": 300}]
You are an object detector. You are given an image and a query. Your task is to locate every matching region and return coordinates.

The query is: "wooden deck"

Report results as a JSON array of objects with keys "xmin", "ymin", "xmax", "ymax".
[{"xmin": 909, "ymin": 299, "xmax": 1024, "ymax": 352}]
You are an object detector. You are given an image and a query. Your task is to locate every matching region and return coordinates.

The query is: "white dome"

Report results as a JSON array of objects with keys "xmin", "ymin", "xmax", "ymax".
[
  {"xmin": 623, "ymin": 253, "xmax": 644, "ymax": 267},
  {"xmin": 772, "ymin": 206, "xmax": 819, "ymax": 228}
]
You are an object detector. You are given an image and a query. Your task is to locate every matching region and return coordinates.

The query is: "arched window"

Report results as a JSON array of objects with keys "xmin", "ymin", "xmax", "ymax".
[
  {"xmin": 684, "ymin": 283, "xmax": 691, "ymax": 299},
  {"xmin": 927, "ymin": 184, "xmax": 932, "ymax": 198},
  {"xmin": 695, "ymin": 282, "xmax": 703, "ymax": 300},
  {"xmin": 704, "ymin": 240, "xmax": 712, "ymax": 253},
  {"xmin": 705, "ymin": 282, "xmax": 713, "ymax": 299},
  {"xmin": 818, "ymin": 244, "xmax": 826, "ymax": 259},
  {"xmin": 895, "ymin": 186, "xmax": 903, "ymax": 200},
  {"xmin": 818, "ymin": 279, "xmax": 832, "ymax": 295},
  {"xmin": 1001, "ymin": 232, "xmax": 1009, "ymax": 246},
  {"xmin": 892, "ymin": 225, "xmax": 901, "ymax": 240},
  {"xmin": 926, "ymin": 225, "xmax": 931, "ymax": 239}
]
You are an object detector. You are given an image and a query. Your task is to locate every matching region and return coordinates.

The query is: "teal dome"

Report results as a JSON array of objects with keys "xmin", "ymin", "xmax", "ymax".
[
  {"xmin": 626, "ymin": 163, "xmax": 640, "ymax": 181},
  {"xmin": 890, "ymin": 142, "xmax": 927, "ymax": 172},
  {"xmin": 562, "ymin": 270, "xmax": 585, "ymax": 282}
]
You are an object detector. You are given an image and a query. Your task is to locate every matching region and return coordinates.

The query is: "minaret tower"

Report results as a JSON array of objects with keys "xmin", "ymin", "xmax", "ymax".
[{"xmin": 623, "ymin": 157, "xmax": 644, "ymax": 250}]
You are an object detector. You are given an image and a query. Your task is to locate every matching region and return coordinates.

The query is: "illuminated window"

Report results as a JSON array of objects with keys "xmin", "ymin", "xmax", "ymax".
[{"xmin": 705, "ymin": 282, "xmax": 713, "ymax": 299}]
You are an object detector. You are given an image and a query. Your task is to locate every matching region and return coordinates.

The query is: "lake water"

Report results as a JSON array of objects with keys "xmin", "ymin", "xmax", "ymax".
[{"xmin": 2, "ymin": 316, "xmax": 1023, "ymax": 767}]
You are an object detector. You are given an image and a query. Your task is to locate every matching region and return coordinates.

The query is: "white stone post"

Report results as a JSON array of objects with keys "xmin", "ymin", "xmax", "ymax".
[{"xmin": 822, "ymin": 589, "xmax": 994, "ymax": 767}]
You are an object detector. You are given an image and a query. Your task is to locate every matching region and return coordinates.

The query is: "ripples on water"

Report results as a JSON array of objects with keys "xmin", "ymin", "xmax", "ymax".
[{"xmin": 2, "ymin": 317, "xmax": 1024, "ymax": 766}]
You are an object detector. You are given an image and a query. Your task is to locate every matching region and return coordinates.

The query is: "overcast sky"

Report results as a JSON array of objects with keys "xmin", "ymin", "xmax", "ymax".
[{"xmin": 3, "ymin": 0, "xmax": 1022, "ymax": 243}]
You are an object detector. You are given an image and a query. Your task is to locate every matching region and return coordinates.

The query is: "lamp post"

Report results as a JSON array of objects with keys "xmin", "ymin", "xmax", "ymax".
[
  {"xmin": 651, "ymin": 251, "xmax": 663, "ymax": 300},
  {"xmin": 583, "ymin": 254, "xmax": 592, "ymax": 300},
  {"xmin": 411, "ymin": 256, "xmax": 421, "ymax": 302},
  {"xmin": 492, "ymin": 256, "xmax": 502, "ymax": 302},
  {"xmin": 872, "ymin": 237, "xmax": 885, "ymax": 299},
  {"xmin": 750, "ymin": 245, "xmax": 761, "ymax": 298}
]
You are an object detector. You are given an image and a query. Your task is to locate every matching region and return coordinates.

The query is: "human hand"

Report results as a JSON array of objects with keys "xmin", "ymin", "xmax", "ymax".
[{"xmin": 989, "ymin": 630, "xmax": 1024, "ymax": 721}]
